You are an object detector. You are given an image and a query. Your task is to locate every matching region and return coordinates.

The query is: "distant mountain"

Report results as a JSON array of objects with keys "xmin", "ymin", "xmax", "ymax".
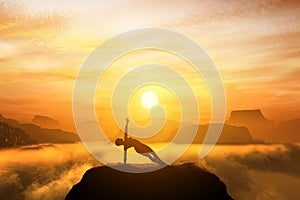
[
  {"xmin": 229, "ymin": 109, "xmax": 273, "ymax": 126},
  {"xmin": 273, "ymin": 118, "xmax": 300, "ymax": 142},
  {"xmin": 31, "ymin": 115, "xmax": 60, "ymax": 129},
  {"xmin": 107, "ymin": 116, "xmax": 257, "ymax": 144},
  {"xmin": 0, "ymin": 122, "xmax": 36, "ymax": 148},
  {"xmin": 112, "ymin": 118, "xmax": 256, "ymax": 144},
  {"xmin": 20, "ymin": 123, "xmax": 80, "ymax": 144},
  {"xmin": 279, "ymin": 118, "xmax": 300, "ymax": 133},
  {"xmin": 0, "ymin": 114, "xmax": 79, "ymax": 144},
  {"xmin": 227, "ymin": 110, "xmax": 300, "ymax": 142},
  {"xmin": 228, "ymin": 109, "xmax": 272, "ymax": 140},
  {"xmin": 0, "ymin": 114, "xmax": 20, "ymax": 127},
  {"xmin": 65, "ymin": 163, "xmax": 233, "ymax": 200},
  {"xmin": 174, "ymin": 123, "xmax": 256, "ymax": 144}
]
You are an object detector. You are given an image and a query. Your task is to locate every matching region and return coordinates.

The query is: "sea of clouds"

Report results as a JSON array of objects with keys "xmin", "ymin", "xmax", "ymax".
[{"xmin": 1, "ymin": 143, "xmax": 300, "ymax": 200}]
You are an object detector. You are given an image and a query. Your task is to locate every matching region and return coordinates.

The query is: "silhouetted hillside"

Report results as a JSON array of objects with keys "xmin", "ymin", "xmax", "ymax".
[
  {"xmin": 279, "ymin": 118, "xmax": 300, "ymax": 134},
  {"xmin": 21, "ymin": 123, "xmax": 80, "ymax": 143},
  {"xmin": 0, "ymin": 114, "xmax": 79, "ymax": 144},
  {"xmin": 0, "ymin": 114, "xmax": 20, "ymax": 127},
  {"xmin": 273, "ymin": 118, "xmax": 300, "ymax": 142},
  {"xmin": 227, "ymin": 110, "xmax": 300, "ymax": 142},
  {"xmin": 112, "ymin": 118, "xmax": 257, "ymax": 144},
  {"xmin": 65, "ymin": 163, "xmax": 233, "ymax": 200},
  {"xmin": 31, "ymin": 115, "xmax": 60, "ymax": 129},
  {"xmin": 229, "ymin": 109, "xmax": 273, "ymax": 126},
  {"xmin": 228, "ymin": 110, "xmax": 274, "ymax": 140},
  {"xmin": 0, "ymin": 122, "xmax": 36, "ymax": 148},
  {"xmin": 173, "ymin": 123, "xmax": 256, "ymax": 144},
  {"xmin": 199, "ymin": 124, "xmax": 254, "ymax": 144}
]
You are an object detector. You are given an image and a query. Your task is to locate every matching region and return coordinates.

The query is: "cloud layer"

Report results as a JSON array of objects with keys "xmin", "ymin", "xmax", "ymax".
[{"xmin": 1, "ymin": 143, "xmax": 300, "ymax": 199}]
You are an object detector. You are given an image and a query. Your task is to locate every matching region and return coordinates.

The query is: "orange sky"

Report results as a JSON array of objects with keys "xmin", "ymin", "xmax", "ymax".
[{"xmin": 0, "ymin": 0, "xmax": 299, "ymax": 132}]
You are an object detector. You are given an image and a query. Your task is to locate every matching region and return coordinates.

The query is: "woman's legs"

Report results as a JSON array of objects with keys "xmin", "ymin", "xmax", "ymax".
[{"xmin": 143, "ymin": 152, "xmax": 166, "ymax": 165}]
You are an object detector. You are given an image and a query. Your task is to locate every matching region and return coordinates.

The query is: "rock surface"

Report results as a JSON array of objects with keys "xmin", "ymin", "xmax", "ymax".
[{"xmin": 65, "ymin": 163, "xmax": 233, "ymax": 200}]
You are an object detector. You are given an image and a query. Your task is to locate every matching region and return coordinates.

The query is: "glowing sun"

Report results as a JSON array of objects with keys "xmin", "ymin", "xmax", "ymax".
[{"xmin": 141, "ymin": 91, "xmax": 158, "ymax": 108}]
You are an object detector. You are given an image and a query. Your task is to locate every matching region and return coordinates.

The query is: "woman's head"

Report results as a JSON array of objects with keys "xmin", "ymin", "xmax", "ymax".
[{"xmin": 115, "ymin": 138, "xmax": 124, "ymax": 146}]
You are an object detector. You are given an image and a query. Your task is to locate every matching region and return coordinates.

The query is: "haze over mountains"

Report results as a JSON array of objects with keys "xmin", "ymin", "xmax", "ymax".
[
  {"xmin": 76, "ymin": 109, "xmax": 300, "ymax": 144},
  {"xmin": 0, "ymin": 109, "xmax": 299, "ymax": 148},
  {"xmin": 0, "ymin": 122, "xmax": 36, "ymax": 148},
  {"xmin": 0, "ymin": 114, "xmax": 79, "ymax": 148},
  {"xmin": 177, "ymin": 124, "xmax": 255, "ymax": 144},
  {"xmin": 227, "ymin": 109, "xmax": 300, "ymax": 143},
  {"xmin": 31, "ymin": 115, "xmax": 60, "ymax": 129},
  {"xmin": 98, "ymin": 118, "xmax": 256, "ymax": 145}
]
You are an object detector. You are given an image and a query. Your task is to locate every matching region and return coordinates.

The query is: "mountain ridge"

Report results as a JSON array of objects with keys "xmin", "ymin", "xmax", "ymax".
[
  {"xmin": 0, "ymin": 114, "xmax": 79, "ymax": 144},
  {"xmin": 0, "ymin": 122, "xmax": 37, "ymax": 148},
  {"xmin": 227, "ymin": 109, "xmax": 300, "ymax": 142},
  {"xmin": 31, "ymin": 115, "xmax": 60, "ymax": 129}
]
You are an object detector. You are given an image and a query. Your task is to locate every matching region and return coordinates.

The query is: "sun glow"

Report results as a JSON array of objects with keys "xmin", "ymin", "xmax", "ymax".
[{"xmin": 141, "ymin": 91, "xmax": 158, "ymax": 109}]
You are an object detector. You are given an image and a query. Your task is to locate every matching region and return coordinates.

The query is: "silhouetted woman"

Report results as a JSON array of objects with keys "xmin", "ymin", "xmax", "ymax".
[{"xmin": 115, "ymin": 118, "xmax": 165, "ymax": 165}]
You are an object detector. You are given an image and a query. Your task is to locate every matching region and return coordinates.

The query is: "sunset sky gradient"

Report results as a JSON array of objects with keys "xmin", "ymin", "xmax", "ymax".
[{"xmin": 1, "ymin": 0, "xmax": 299, "ymax": 131}]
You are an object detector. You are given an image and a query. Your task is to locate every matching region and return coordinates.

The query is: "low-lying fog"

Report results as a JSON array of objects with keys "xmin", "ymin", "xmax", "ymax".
[{"xmin": 1, "ymin": 143, "xmax": 300, "ymax": 200}]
